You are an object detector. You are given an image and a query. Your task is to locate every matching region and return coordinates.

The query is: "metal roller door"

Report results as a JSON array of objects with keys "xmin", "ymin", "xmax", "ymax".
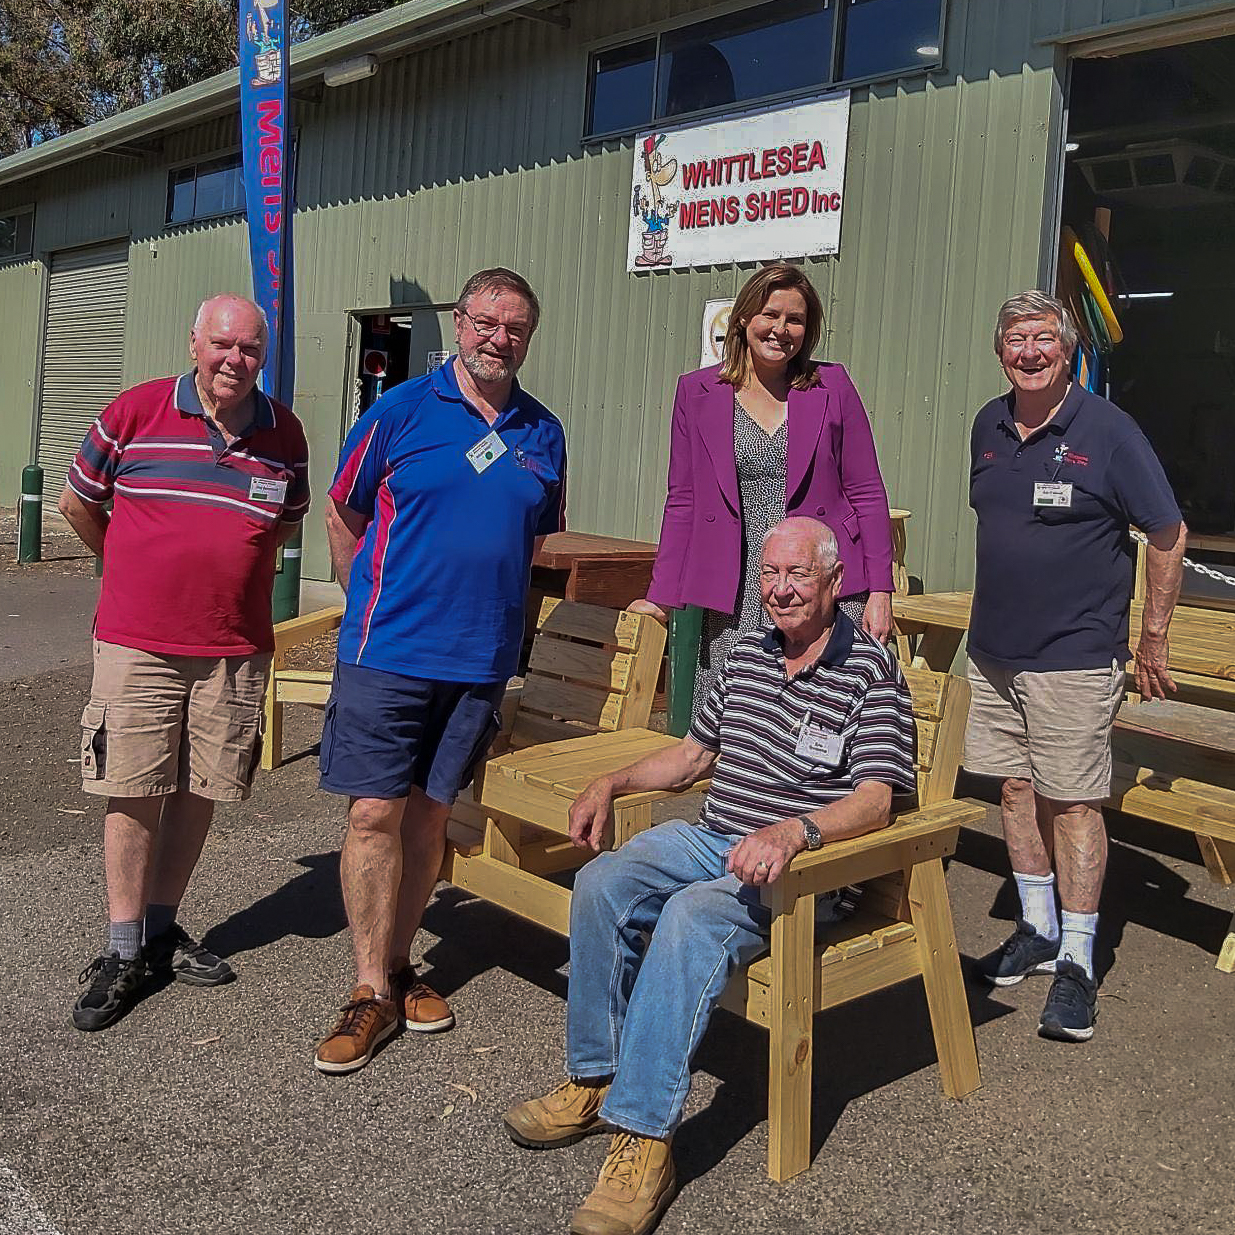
[{"xmin": 37, "ymin": 240, "xmax": 129, "ymax": 497}]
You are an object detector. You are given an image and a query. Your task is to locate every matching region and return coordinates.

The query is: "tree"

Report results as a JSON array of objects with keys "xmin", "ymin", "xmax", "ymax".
[{"xmin": 0, "ymin": 1, "xmax": 401, "ymax": 157}]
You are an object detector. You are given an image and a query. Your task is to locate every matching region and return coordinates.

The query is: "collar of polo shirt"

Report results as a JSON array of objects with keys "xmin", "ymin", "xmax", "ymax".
[
  {"xmin": 175, "ymin": 370, "xmax": 274, "ymax": 435},
  {"xmin": 761, "ymin": 608, "xmax": 855, "ymax": 672},
  {"xmin": 999, "ymin": 381, "xmax": 1085, "ymax": 441}
]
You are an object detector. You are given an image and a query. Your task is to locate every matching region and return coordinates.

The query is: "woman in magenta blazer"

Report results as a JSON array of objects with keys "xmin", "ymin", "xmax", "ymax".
[{"xmin": 630, "ymin": 264, "xmax": 895, "ymax": 711}]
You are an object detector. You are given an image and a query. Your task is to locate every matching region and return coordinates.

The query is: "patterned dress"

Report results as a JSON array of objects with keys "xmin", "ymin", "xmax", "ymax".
[{"xmin": 692, "ymin": 397, "xmax": 869, "ymax": 716}]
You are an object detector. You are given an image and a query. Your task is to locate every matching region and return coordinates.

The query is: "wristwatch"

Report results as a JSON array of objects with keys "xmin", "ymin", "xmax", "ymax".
[{"xmin": 799, "ymin": 815, "xmax": 823, "ymax": 850}]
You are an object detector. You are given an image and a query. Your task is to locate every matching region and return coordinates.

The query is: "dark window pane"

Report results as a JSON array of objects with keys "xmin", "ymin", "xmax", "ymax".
[
  {"xmin": 1134, "ymin": 153, "xmax": 1174, "ymax": 186},
  {"xmin": 1184, "ymin": 155, "xmax": 1218, "ymax": 188},
  {"xmin": 167, "ymin": 166, "xmax": 195, "ymax": 224},
  {"xmin": 588, "ymin": 40, "xmax": 656, "ymax": 136},
  {"xmin": 0, "ymin": 211, "xmax": 33, "ymax": 258},
  {"xmin": 1090, "ymin": 159, "xmax": 1133, "ymax": 193},
  {"xmin": 657, "ymin": 1, "xmax": 832, "ymax": 121},
  {"xmin": 840, "ymin": 0, "xmax": 941, "ymax": 81}
]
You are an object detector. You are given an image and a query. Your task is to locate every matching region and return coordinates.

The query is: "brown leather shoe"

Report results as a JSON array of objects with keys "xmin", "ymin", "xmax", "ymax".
[
  {"xmin": 503, "ymin": 1077, "xmax": 611, "ymax": 1149},
  {"xmin": 570, "ymin": 1133, "xmax": 676, "ymax": 1235},
  {"xmin": 313, "ymin": 985, "xmax": 398, "ymax": 1074},
  {"xmin": 390, "ymin": 963, "xmax": 454, "ymax": 1033}
]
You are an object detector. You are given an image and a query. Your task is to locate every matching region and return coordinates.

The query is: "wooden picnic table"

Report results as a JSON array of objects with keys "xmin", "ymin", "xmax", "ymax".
[{"xmin": 892, "ymin": 591, "xmax": 1235, "ymax": 712}]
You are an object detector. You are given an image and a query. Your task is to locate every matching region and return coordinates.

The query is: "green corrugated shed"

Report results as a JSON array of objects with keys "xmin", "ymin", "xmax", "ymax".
[{"xmin": 0, "ymin": 0, "xmax": 1229, "ymax": 583}]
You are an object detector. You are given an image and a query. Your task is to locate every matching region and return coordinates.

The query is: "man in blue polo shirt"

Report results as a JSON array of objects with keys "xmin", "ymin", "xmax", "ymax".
[
  {"xmin": 313, "ymin": 268, "xmax": 566, "ymax": 1074},
  {"xmin": 967, "ymin": 290, "xmax": 1185, "ymax": 1043}
]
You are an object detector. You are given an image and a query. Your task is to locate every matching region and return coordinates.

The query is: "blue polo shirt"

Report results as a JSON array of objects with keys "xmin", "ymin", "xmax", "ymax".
[
  {"xmin": 329, "ymin": 359, "xmax": 567, "ymax": 681},
  {"xmin": 968, "ymin": 384, "xmax": 1180, "ymax": 671}
]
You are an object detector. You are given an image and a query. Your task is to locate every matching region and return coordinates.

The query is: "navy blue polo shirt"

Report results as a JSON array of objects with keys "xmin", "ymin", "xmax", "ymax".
[
  {"xmin": 330, "ymin": 358, "xmax": 567, "ymax": 681},
  {"xmin": 968, "ymin": 384, "xmax": 1180, "ymax": 671}
]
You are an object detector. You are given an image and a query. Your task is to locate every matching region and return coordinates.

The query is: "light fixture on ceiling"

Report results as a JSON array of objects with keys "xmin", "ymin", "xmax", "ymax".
[
  {"xmin": 323, "ymin": 55, "xmax": 379, "ymax": 88},
  {"xmin": 916, "ymin": 44, "xmax": 940, "ymax": 57},
  {"xmin": 1065, "ymin": 141, "xmax": 1080, "ymax": 153},
  {"xmin": 1117, "ymin": 291, "xmax": 1175, "ymax": 300}
]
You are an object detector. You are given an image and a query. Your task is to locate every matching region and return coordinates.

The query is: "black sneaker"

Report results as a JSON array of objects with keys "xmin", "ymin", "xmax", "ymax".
[
  {"xmin": 975, "ymin": 919, "xmax": 1059, "ymax": 986},
  {"xmin": 1038, "ymin": 958, "xmax": 1098, "ymax": 1041},
  {"xmin": 144, "ymin": 923, "xmax": 235, "ymax": 987},
  {"xmin": 73, "ymin": 951, "xmax": 147, "ymax": 1031}
]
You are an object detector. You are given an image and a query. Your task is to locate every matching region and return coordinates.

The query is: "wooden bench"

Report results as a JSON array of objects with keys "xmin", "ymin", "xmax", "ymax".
[
  {"xmin": 1110, "ymin": 702, "xmax": 1235, "ymax": 972},
  {"xmin": 440, "ymin": 598, "xmax": 667, "ymax": 906},
  {"xmin": 262, "ymin": 606, "xmax": 345, "ymax": 771},
  {"xmin": 718, "ymin": 666, "xmax": 984, "ymax": 1182}
]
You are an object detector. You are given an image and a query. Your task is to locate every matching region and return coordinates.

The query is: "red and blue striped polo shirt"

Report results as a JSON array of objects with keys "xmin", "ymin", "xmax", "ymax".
[{"xmin": 67, "ymin": 371, "xmax": 310, "ymax": 656}]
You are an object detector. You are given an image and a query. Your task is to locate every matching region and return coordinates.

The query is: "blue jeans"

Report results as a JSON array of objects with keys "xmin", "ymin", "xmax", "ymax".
[{"xmin": 566, "ymin": 821, "xmax": 772, "ymax": 1139}]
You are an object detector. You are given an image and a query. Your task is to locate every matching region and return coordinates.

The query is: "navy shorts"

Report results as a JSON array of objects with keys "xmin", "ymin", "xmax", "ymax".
[{"xmin": 318, "ymin": 661, "xmax": 505, "ymax": 804}]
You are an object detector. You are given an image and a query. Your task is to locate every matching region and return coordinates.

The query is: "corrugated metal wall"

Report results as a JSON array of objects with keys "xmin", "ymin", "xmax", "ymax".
[
  {"xmin": 0, "ymin": 260, "xmax": 44, "ymax": 503},
  {"xmin": 0, "ymin": 0, "xmax": 1228, "ymax": 580}
]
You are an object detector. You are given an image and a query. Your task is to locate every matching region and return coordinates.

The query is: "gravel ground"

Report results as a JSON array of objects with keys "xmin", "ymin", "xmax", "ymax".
[{"xmin": 1, "ymin": 529, "xmax": 1233, "ymax": 1235}]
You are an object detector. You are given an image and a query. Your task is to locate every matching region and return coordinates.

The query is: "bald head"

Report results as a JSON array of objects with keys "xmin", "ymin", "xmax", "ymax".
[
  {"xmin": 762, "ymin": 517, "xmax": 839, "ymax": 571},
  {"xmin": 759, "ymin": 517, "xmax": 843, "ymax": 649},
  {"xmin": 193, "ymin": 294, "xmax": 268, "ymax": 342},
  {"xmin": 189, "ymin": 294, "xmax": 269, "ymax": 416}
]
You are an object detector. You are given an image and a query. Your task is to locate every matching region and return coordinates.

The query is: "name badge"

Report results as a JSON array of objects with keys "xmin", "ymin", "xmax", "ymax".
[
  {"xmin": 795, "ymin": 714, "xmax": 843, "ymax": 767},
  {"xmin": 466, "ymin": 430, "xmax": 507, "ymax": 474},
  {"xmin": 1033, "ymin": 481, "xmax": 1073, "ymax": 508},
  {"xmin": 249, "ymin": 476, "xmax": 288, "ymax": 503}
]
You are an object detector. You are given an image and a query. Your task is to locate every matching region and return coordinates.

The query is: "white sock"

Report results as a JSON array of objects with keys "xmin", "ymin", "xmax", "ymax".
[
  {"xmin": 1013, "ymin": 871, "xmax": 1059, "ymax": 942},
  {"xmin": 1057, "ymin": 910, "xmax": 1098, "ymax": 979}
]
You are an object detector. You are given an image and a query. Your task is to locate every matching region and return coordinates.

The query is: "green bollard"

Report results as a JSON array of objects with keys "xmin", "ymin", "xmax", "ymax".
[
  {"xmin": 666, "ymin": 605, "xmax": 702, "ymax": 737},
  {"xmin": 18, "ymin": 464, "xmax": 43, "ymax": 563},
  {"xmin": 272, "ymin": 525, "xmax": 302, "ymax": 624}
]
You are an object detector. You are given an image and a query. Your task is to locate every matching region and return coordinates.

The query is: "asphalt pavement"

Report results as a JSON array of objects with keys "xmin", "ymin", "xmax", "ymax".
[{"xmin": 0, "ymin": 543, "xmax": 1232, "ymax": 1234}]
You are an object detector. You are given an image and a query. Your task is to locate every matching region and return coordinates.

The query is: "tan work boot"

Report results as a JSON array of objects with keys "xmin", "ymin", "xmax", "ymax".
[
  {"xmin": 390, "ymin": 963, "xmax": 455, "ymax": 1033},
  {"xmin": 570, "ymin": 1132, "xmax": 676, "ymax": 1235},
  {"xmin": 313, "ymin": 985, "xmax": 398, "ymax": 1074},
  {"xmin": 503, "ymin": 1077, "xmax": 611, "ymax": 1149}
]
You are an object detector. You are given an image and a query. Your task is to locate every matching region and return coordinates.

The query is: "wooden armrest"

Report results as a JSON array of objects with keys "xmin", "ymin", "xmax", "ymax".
[
  {"xmin": 273, "ymin": 605, "xmax": 345, "ymax": 654},
  {"xmin": 611, "ymin": 779, "xmax": 712, "ymax": 809},
  {"xmin": 488, "ymin": 685, "xmax": 524, "ymax": 759},
  {"xmin": 767, "ymin": 799, "xmax": 986, "ymax": 902}
]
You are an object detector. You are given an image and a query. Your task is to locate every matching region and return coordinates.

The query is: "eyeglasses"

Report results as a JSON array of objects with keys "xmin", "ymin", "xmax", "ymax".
[{"xmin": 459, "ymin": 308, "xmax": 530, "ymax": 347}]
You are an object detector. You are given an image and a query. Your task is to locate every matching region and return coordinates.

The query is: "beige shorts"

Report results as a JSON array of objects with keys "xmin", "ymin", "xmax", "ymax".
[
  {"xmin": 81, "ymin": 640, "xmax": 271, "ymax": 802},
  {"xmin": 963, "ymin": 655, "xmax": 1125, "ymax": 802}
]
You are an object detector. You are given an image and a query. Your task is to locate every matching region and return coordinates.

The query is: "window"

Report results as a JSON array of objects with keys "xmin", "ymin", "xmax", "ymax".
[
  {"xmin": 585, "ymin": 0, "xmax": 944, "ymax": 138},
  {"xmin": 0, "ymin": 207, "xmax": 34, "ymax": 260},
  {"xmin": 166, "ymin": 152, "xmax": 245, "ymax": 225}
]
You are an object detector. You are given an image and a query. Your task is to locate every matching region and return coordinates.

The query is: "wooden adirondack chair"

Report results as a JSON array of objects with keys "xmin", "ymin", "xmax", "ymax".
[
  {"xmin": 262, "ymin": 606, "xmax": 345, "ymax": 770},
  {"xmin": 718, "ymin": 666, "xmax": 985, "ymax": 1182},
  {"xmin": 440, "ymin": 597, "xmax": 668, "ymax": 918}
]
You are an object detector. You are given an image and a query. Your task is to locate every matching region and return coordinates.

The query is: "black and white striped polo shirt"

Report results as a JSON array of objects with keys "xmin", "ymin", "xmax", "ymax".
[{"xmin": 688, "ymin": 612, "xmax": 917, "ymax": 838}]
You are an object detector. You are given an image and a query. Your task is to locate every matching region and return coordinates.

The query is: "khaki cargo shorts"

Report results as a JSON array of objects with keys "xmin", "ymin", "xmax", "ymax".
[
  {"xmin": 80, "ymin": 640, "xmax": 272, "ymax": 802},
  {"xmin": 963, "ymin": 654, "xmax": 1126, "ymax": 802}
]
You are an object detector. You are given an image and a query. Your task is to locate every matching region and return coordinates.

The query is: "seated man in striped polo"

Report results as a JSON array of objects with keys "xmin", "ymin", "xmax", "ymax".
[{"xmin": 503, "ymin": 516, "xmax": 916, "ymax": 1235}]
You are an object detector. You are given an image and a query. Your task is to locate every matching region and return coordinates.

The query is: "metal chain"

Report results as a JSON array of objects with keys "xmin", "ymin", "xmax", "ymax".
[{"xmin": 1130, "ymin": 529, "xmax": 1235, "ymax": 588}]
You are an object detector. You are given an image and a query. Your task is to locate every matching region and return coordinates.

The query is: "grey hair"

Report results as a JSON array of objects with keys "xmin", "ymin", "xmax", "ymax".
[
  {"xmin": 993, "ymin": 290, "xmax": 1078, "ymax": 356},
  {"xmin": 193, "ymin": 295, "xmax": 269, "ymax": 338},
  {"xmin": 762, "ymin": 517, "xmax": 839, "ymax": 571},
  {"xmin": 456, "ymin": 267, "xmax": 541, "ymax": 331}
]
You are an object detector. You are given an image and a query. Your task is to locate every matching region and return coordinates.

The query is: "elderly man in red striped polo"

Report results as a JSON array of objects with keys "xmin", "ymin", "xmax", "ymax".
[
  {"xmin": 58, "ymin": 293, "xmax": 309, "ymax": 1032},
  {"xmin": 504, "ymin": 516, "xmax": 917, "ymax": 1235}
]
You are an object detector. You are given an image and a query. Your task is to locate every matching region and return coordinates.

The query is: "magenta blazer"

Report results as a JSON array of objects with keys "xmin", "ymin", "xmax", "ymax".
[{"xmin": 646, "ymin": 362, "xmax": 894, "ymax": 613}]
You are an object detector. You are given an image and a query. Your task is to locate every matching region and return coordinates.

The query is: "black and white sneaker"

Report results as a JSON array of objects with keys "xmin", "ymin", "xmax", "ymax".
[
  {"xmin": 144, "ymin": 923, "xmax": 235, "ymax": 987},
  {"xmin": 975, "ymin": 918, "xmax": 1059, "ymax": 986},
  {"xmin": 1038, "ymin": 959, "xmax": 1098, "ymax": 1042},
  {"xmin": 73, "ymin": 951, "xmax": 147, "ymax": 1031}
]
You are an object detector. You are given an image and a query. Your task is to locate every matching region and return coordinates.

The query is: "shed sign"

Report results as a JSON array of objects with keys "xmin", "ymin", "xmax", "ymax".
[{"xmin": 628, "ymin": 92, "xmax": 851, "ymax": 273}]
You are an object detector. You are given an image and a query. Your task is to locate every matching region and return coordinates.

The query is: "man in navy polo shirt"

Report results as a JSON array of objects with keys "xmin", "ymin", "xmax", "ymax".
[
  {"xmin": 967, "ymin": 290, "xmax": 1185, "ymax": 1042},
  {"xmin": 314, "ymin": 268, "xmax": 567, "ymax": 1074}
]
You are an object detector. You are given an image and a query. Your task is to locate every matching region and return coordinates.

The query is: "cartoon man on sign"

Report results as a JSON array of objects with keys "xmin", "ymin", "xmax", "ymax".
[{"xmin": 632, "ymin": 134, "xmax": 678, "ymax": 268}]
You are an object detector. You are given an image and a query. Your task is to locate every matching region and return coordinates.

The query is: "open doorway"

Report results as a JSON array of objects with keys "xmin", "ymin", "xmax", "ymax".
[
  {"xmin": 1062, "ymin": 33, "xmax": 1235, "ymax": 605},
  {"xmin": 351, "ymin": 306, "xmax": 455, "ymax": 418}
]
